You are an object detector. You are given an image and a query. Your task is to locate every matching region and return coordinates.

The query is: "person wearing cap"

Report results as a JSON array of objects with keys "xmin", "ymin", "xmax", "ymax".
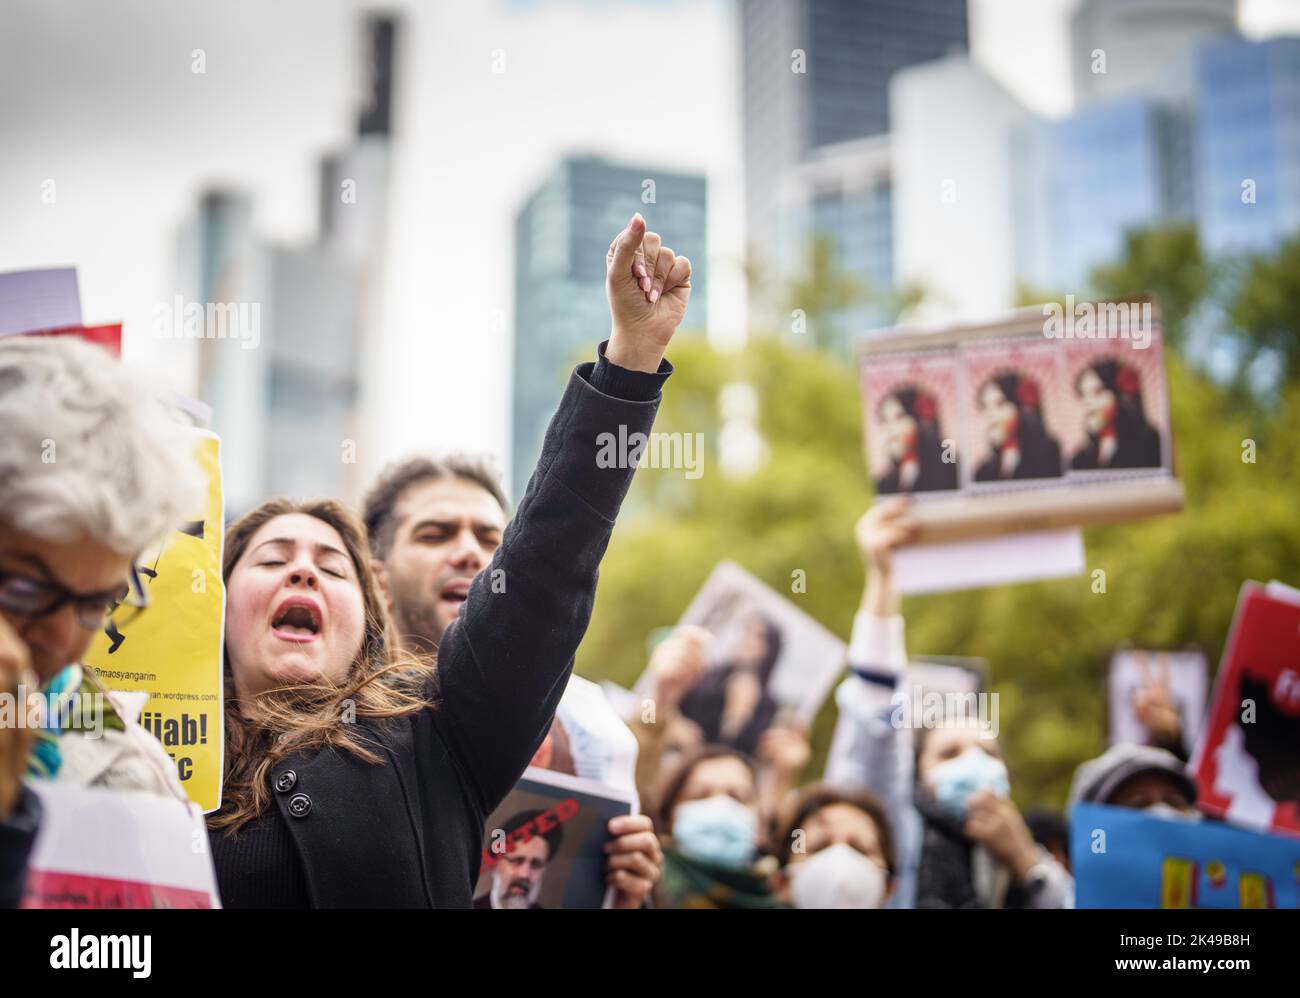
[{"xmin": 1067, "ymin": 743, "xmax": 1198, "ymax": 817}]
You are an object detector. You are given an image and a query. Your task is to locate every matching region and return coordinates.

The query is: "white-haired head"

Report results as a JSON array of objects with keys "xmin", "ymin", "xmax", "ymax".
[{"xmin": 0, "ymin": 336, "xmax": 206, "ymax": 555}]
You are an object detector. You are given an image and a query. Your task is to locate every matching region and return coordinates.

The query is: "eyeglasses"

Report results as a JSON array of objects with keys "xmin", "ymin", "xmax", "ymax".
[{"xmin": 0, "ymin": 565, "xmax": 149, "ymax": 632}]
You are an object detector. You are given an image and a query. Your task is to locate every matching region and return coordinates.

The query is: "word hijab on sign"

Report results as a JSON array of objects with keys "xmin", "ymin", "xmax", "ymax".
[{"xmin": 49, "ymin": 930, "xmax": 152, "ymax": 978}]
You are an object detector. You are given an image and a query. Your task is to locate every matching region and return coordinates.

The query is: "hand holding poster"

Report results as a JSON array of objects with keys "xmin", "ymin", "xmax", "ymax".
[
  {"xmin": 476, "ymin": 767, "xmax": 634, "ymax": 909},
  {"xmin": 1108, "ymin": 649, "xmax": 1208, "ymax": 758},
  {"xmin": 1071, "ymin": 801, "xmax": 1300, "ymax": 908},
  {"xmin": 633, "ymin": 561, "xmax": 847, "ymax": 755},
  {"xmin": 1191, "ymin": 581, "xmax": 1300, "ymax": 837}
]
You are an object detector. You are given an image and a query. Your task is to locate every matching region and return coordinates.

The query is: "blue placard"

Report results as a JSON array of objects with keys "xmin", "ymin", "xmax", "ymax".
[{"xmin": 1071, "ymin": 802, "xmax": 1300, "ymax": 908}]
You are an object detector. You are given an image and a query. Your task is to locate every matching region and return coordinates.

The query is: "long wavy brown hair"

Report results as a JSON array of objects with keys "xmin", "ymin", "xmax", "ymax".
[{"xmin": 208, "ymin": 498, "xmax": 435, "ymax": 834}]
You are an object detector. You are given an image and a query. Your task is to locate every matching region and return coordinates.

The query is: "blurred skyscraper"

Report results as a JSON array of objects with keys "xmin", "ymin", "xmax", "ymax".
[
  {"xmin": 178, "ymin": 16, "xmax": 396, "ymax": 516},
  {"xmin": 1012, "ymin": 97, "xmax": 1195, "ymax": 291},
  {"xmin": 740, "ymin": 0, "xmax": 967, "ymax": 332},
  {"xmin": 1196, "ymin": 35, "xmax": 1300, "ymax": 255},
  {"xmin": 890, "ymin": 54, "xmax": 1028, "ymax": 320},
  {"xmin": 1071, "ymin": 0, "xmax": 1236, "ymax": 105},
  {"xmin": 780, "ymin": 134, "xmax": 893, "ymax": 350},
  {"xmin": 1012, "ymin": 16, "xmax": 1300, "ymax": 295},
  {"xmin": 1007, "ymin": 0, "xmax": 1227, "ymax": 292},
  {"xmin": 510, "ymin": 155, "xmax": 707, "ymax": 500}
]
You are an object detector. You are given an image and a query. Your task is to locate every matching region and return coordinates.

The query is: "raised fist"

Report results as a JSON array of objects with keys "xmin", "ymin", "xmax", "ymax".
[{"xmin": 605, "ymin": 213, "xmax": 692, "ymax": 373}]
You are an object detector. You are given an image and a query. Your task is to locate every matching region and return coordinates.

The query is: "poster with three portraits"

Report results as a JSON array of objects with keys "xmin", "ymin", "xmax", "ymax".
[{"xmin": 860, "ymin": 299, "xmax": 1183, "ymax": 543}]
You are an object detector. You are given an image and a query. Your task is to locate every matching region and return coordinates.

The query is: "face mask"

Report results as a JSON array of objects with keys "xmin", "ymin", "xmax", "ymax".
[
  {"xmin": 929, "ymin": 747, "xmax": 1010, "ymax": 819},
  {"xmin": 1145, "ymin": 802, "xmax": 1201, "ymax": 822},
  {"xmin": 789, "ymin": 843, "xmax": 888, "ymax": 909},
  {"xmin": 673, "ymin": 794, "xmax": 758, "ymax": 870}
]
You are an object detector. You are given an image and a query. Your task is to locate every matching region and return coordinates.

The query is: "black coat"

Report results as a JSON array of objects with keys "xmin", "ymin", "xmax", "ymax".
[{"xmin": 209, "ymin": 350, "xmax": 669, "ymax": 907}]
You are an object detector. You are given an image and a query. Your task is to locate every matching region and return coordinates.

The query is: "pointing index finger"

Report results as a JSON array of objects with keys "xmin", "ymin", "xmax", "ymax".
[{"xmin": 610, "ymin": 213, "xmax": 646, "ymax": 274}]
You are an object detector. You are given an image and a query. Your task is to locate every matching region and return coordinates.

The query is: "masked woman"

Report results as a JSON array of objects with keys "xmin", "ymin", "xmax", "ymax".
[
  {"xmin": 206, "ymin": 215, "xmax": 689, "ymax": 907},
  {"xmin": 653, "ymin": 745, "xmax": 783, "ymax": 909},
  {"xmin": 973, "ymin": 371, "xmax": 1063, "ymax": 483},
  {"xmin": 873, "ymin": 386, "xmax": 959, "ymax": 494},
  {"xmin": 824, "ymin": 498, "xmax": 1073, "ymax": 908},
  {"xmin": 1069, "ymin": 358, "xmax": 1162, "ymax": 470}
]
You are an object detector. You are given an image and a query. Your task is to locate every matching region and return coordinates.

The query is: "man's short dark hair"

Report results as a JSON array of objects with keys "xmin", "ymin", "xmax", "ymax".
[{"xmin": 362, "ymin": 454, "xmax": 509, "ymax": 559}]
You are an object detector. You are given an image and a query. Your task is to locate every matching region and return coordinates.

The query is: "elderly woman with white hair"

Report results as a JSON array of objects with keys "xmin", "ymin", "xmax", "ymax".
[{"xmin": 0, "ymin": 335, "xmax": 204, "ymax": 906}]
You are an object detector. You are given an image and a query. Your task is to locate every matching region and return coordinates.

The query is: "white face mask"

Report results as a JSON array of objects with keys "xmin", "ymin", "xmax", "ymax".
[{"xmin": 789, "ymin": 843, "xmax": 888, "ymax": 909}]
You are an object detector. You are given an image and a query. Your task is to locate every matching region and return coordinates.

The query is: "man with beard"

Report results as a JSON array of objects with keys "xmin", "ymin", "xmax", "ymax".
[
  {"xmin": 362, "ymin": 463, "xmax": 659, "ymax": 905},
  {"xmin": 474, "ymin": 808, "xmax": 565, "ymax": 909}
]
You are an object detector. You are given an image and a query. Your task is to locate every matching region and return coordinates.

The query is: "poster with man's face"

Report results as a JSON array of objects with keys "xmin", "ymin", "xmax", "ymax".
[{"xmin": 475, "ymin": 767, "xmax": 634, "ymax": 909}]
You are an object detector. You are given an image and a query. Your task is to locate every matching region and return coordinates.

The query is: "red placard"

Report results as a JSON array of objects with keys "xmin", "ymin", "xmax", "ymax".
[
  {"xmin": 26, "ymin": 322, "xmax": 122, "ymax": 355},
  {"xmin": 1192, "ymin": 582, "xmax": 1300, "ymax": 837}
]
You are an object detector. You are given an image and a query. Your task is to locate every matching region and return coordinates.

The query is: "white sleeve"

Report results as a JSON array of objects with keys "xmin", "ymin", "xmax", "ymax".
[
  {"xmin": 825, "ymin": 612, "xmax": 908, "ymax": 792},
  {"xmin": 847, "ymin": 611, "xmax": 907, "ymax": 675}
]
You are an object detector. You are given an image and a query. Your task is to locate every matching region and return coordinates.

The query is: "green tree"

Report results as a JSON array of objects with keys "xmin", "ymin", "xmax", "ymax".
[
  {"xmin": 1224, "ymin": 233, "xmax": 1300, "ymax": 389},
  {"xmin": 578, "ymin": 226, "xmax": 1300, "ymax": 810},
  {"xmin": 1090, "ymin": 224, "xmax": 1209, "ymax": 349},
  {"xmin": 578, "ymin": 352, "xmax": 1299, "ymax": 809}
]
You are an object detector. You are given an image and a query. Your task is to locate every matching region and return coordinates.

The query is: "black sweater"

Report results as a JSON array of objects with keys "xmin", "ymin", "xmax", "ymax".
[{"xmin": 209, "ymin": 343, "xmax": 670, "ymax": 908}]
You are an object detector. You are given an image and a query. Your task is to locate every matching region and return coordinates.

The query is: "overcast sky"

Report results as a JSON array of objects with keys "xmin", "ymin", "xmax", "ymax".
[{"xmin": 2, "ymin": 0, "xmax": 1297, "ymax": 469}]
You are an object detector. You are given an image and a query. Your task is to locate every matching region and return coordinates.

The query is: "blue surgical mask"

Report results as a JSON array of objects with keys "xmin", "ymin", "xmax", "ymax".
[
  {"xmin": 928, "ymin": 747, "xmax": 1010, "ymax": 819},
  {"xmin": 673, "ymin": 794, "xmax": 758, "ymax": 870}
]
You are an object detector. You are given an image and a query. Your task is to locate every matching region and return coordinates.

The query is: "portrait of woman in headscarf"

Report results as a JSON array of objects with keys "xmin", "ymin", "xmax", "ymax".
[{"xmin": 873, "ymin": 385, "xmax": 959, "ymax": 495}]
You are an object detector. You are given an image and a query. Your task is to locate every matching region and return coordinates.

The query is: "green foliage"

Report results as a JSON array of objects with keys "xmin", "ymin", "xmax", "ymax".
[
  {"xmin": 1224, "ymin": 234, "xmax": 1300, "ymax": 388},
  {"xmin": 1090, "ymin": 225, "xmax": 1209, "ymax": 348},
  {"xmin": 578, "ymin": 229, "xmax": 1300, "ymax": 811}
]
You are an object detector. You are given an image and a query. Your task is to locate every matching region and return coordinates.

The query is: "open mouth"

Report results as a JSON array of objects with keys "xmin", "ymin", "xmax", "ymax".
[
  {"xmin": 439, "ymin": 579, "xmax": 472, "ymax": 606},
  {"xmin": 271, "ymin": 597, "xmax": 322, "ymax": 642}
]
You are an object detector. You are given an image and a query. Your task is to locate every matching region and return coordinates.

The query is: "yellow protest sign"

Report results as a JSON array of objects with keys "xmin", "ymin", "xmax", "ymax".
[{"xmin": 83, "ymin": 430, "xmax": 225, "ymax": 812}]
